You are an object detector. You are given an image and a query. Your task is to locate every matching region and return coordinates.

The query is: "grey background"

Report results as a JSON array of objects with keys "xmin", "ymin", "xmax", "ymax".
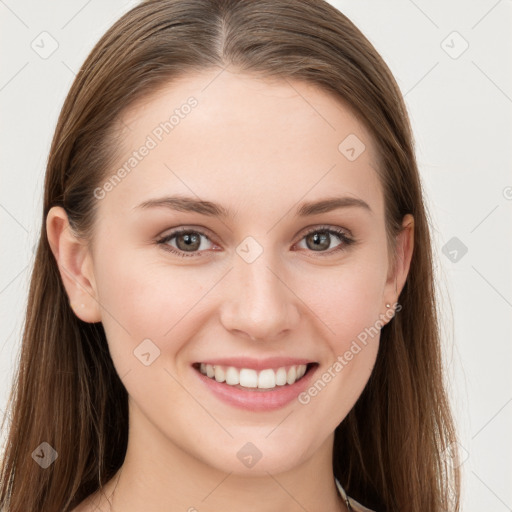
[{"xmin": 1, "ymin": 1, "xmax": 511, "ymax": 510}]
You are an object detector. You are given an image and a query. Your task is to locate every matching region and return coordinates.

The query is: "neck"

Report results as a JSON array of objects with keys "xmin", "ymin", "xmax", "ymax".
[{"xmin": 89, "ymin": 402, "xmax": 348, "ymax": 512}]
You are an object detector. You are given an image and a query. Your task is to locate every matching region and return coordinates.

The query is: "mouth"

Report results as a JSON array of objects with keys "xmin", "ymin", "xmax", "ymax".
[{"xmin": 192, "ymin": 361, "xmax": 319, "ymax": 392}]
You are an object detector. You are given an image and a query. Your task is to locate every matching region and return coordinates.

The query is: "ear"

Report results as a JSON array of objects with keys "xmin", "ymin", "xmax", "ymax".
[
  {"xmin": 383, "ymin": 213, "xmax": 414, "ymax": 315},
  {"xmin": 46, "ymin": 206, "xmax": 101, "ymax": 323}
]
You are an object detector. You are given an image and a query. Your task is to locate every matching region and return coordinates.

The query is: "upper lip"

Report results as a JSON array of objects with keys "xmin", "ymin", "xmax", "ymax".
[{"xmin": 193, "ymin": 357, "xmax": 317, "ymax": 372}]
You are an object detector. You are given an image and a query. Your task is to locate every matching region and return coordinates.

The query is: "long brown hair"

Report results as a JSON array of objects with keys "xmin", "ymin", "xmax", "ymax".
[{"xmin": 0, "ymin": 1, "xmax": 461, "ymax": 510}]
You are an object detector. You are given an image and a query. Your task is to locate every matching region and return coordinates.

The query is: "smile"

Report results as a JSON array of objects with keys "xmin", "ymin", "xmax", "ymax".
[{"xmin": 194, "ymin": 362, "xmax": 312, "ymax": 390}]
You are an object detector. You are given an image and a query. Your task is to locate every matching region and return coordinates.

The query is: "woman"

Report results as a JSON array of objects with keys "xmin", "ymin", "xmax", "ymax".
[{"xmin": 0, "ymin": 0, "xmax": 461, "ymax": 510}]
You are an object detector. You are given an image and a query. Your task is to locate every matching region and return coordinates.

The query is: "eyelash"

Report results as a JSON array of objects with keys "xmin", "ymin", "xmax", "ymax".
[{"xmin": 156, "ymin": 225, "xmax": 356, "ymax": 258}]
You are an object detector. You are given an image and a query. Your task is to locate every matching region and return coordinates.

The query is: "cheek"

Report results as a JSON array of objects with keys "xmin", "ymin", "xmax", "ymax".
[
  {"xmin": 294, "ymin": 259, "xmax": 385, "ymax": 398},
  {"xmin": 300, "ymin": 260, "xmax": 386, "ymax": 345},
  {"xmin": 293, "ymin": 266, "xmax": 384, "ymax": 422},
  {"xmin": 93, "ymin": 245, "xmax": 211, "ymax": 365}
]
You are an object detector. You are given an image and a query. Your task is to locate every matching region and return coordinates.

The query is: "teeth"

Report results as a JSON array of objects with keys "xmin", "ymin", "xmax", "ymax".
[
  {"xmin": 225, "ymin": 366, "xmax": 240, "ymax": 385},
  {"xmin": 214, "ymin": 366, "xmax": 226, "ymax": 383},
  {"xmin": 286, "ymin": 366, "xmax": 296, "ymax": 385},
  {"xmin": 258, "ymin": 369, "xmax": 275, "ymax": 389},
  {"xmin": 198, "ymin": 363, "xmax": 309, "ymax": 389},
  {"xmin": 240, "ymin": 368, "xmax": 258, "ymax": 388},
  {"xmin": 275, "ymin": 367, "xmax": 287, "ymax": 386}
]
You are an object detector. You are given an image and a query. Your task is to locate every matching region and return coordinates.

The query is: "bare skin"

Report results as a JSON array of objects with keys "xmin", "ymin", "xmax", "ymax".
[{"xmin": 48, "ymin": 67, "xmax": 414, "ymax": 512}]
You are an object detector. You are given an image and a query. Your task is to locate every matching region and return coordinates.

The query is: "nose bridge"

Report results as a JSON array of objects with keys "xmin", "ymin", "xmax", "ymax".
[{"xmin": 220, "ymin": 240, "xmax": 299, "ymax": 340}]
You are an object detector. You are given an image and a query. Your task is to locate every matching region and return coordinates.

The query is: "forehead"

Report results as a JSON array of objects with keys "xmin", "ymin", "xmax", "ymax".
[{"xmin": 100, "ymin": 69, "xmax": 384, "ymax": 221}]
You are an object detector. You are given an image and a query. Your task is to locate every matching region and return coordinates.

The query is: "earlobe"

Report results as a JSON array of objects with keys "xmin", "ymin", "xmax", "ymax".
[{"xmin": 46, "ymin": 206, "xmax": 102, "ymax": 323}]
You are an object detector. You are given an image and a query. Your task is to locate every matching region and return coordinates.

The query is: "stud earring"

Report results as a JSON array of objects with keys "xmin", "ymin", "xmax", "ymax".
[{"xmin": 386, "ymin": 303, "xmax": 391, "ymax": 308}]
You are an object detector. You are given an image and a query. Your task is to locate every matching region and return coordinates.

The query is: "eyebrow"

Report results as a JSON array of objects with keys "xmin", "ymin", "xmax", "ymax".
[{"xmin": 134, "ymin": 195, "xmax": 372, "ymax": 218}]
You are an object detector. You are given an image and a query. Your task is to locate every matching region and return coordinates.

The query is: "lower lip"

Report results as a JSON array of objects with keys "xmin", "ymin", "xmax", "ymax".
[{"xmin": 193, "ymin": 364, "xmax": 319, "ymax": 412}]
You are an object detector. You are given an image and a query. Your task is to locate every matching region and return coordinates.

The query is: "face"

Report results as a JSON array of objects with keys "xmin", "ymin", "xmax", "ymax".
[{"xmin": 56, "ymin": 68, "xmax": 409, "ymax": 476}]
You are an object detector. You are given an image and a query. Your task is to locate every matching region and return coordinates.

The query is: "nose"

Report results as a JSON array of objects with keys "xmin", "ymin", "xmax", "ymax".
[{"xmin": 219, "ymin": 250, "xmax": 300, "ymax": 342}]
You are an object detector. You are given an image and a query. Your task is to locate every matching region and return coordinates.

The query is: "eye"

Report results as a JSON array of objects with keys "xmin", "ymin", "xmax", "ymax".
[
  {"xmin": 294, "ymin": 225, "xmax": 355, "ymax": 256},
  {"xmin": 156, "ymin": 227, "xmax": 216, "ymax": 257},
  {"xmin": 156, "ymin": 225, "xmax": 356, "ymax": 258}
]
